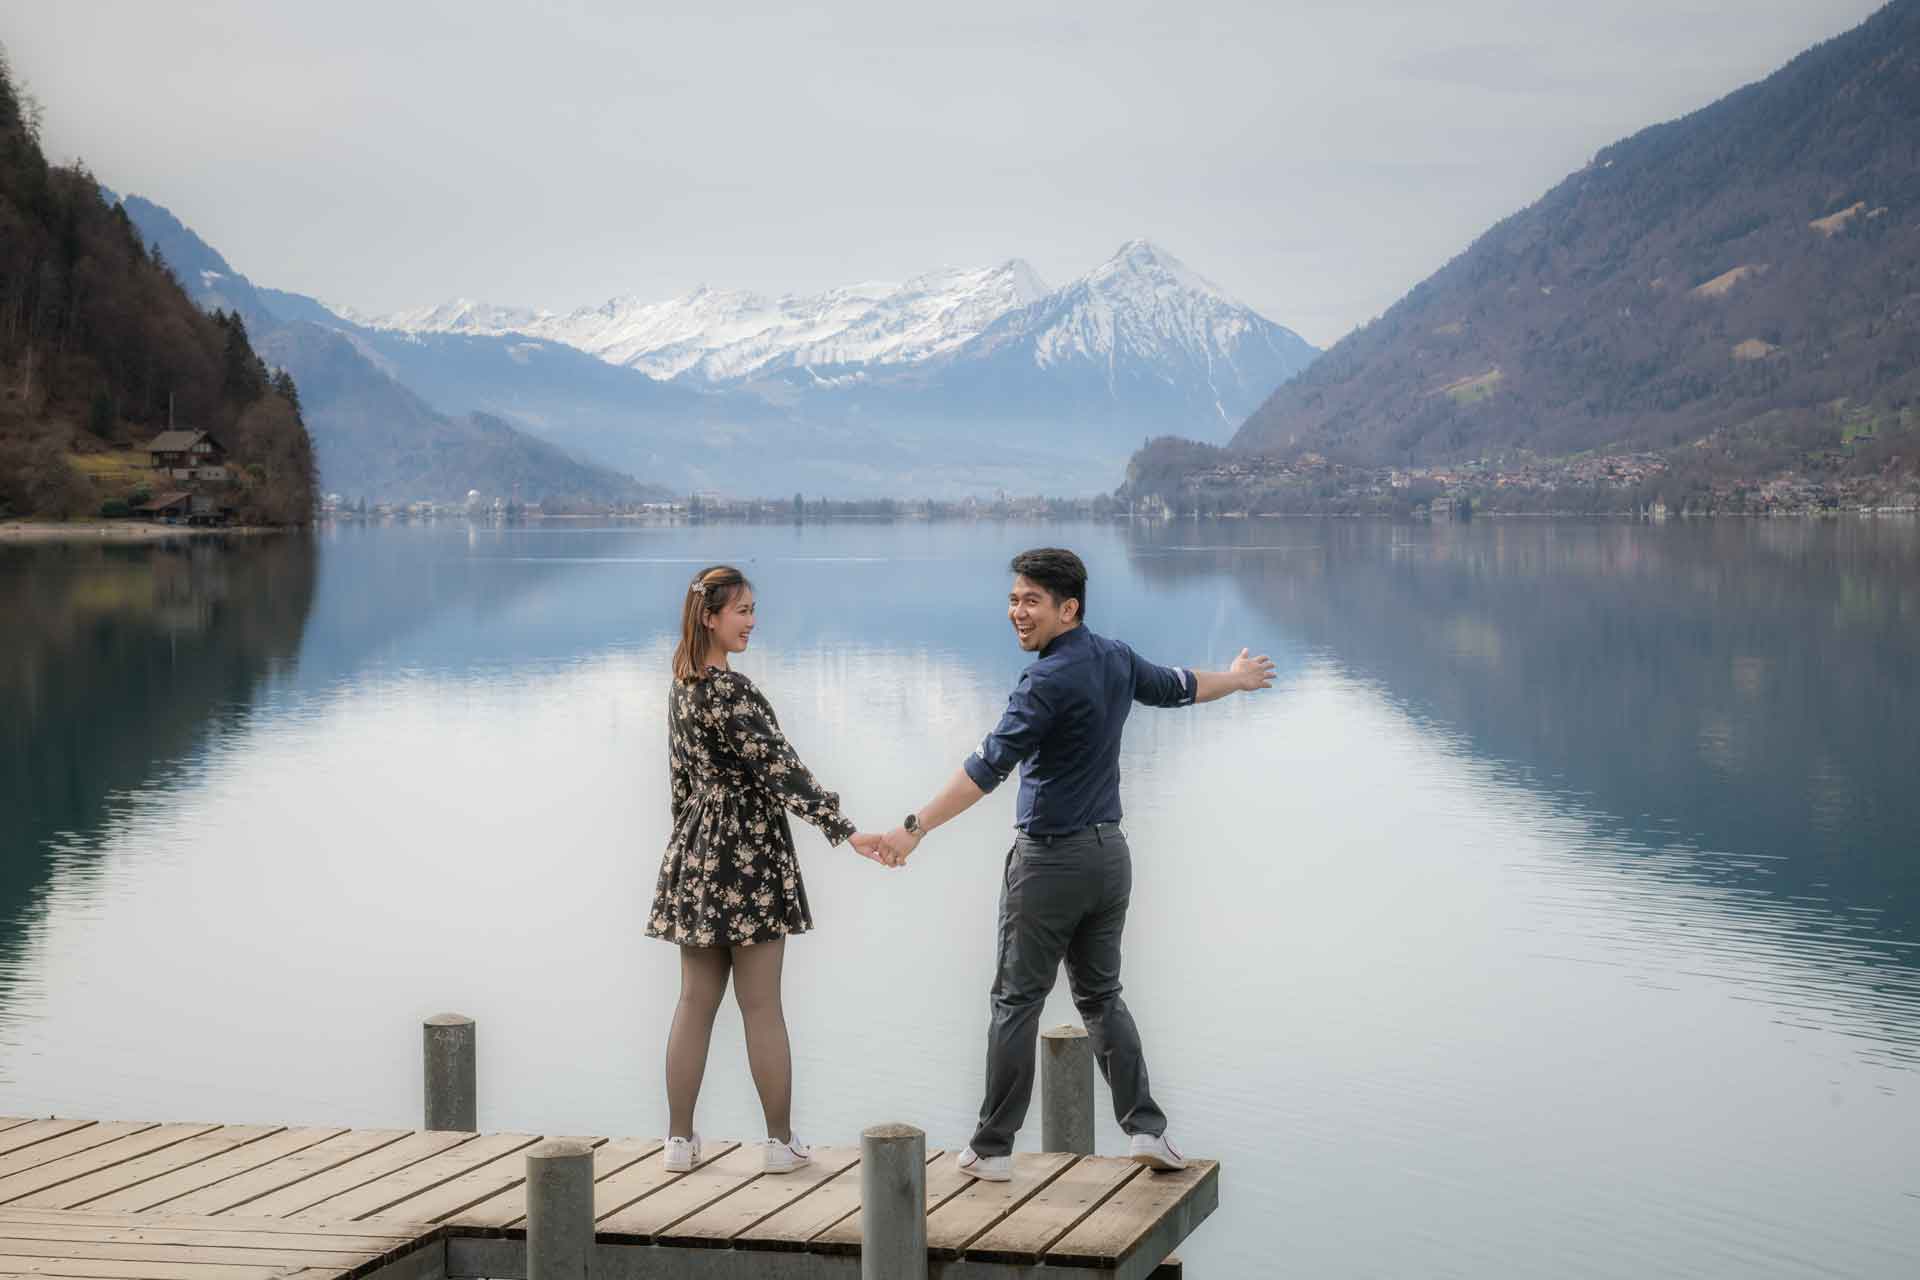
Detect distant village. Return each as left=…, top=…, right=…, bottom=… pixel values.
left=102, top=431, right=1920, bottom=530
left=1151, top=449, right=1920, bottom=518
left=316, top=489, right=1136, bottom=524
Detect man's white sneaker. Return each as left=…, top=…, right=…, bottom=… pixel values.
left=1128, top=1132, right=1186, bottom=1172
left=662, top=1133, right=702, bottom=1173
left=956, top=1147, right=1012, bottom=1183
left=763, top=1136, right=814, bottom=1174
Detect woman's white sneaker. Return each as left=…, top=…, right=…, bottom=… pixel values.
left=763, top=1136, right=814, bottom=1174
left=956, top=1147, right=1012, bottom=1182
left=663, top=1133, right=702, bottom=1173
left=1128, top=1132, right=1186, bottom=1171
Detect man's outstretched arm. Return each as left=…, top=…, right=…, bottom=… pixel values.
left=1134, top=646, right=1276, bottom=706
left=1190, top=648, right=1277, bottom=702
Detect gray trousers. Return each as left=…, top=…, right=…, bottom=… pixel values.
left=969, top=823, right=1167, bottom=1157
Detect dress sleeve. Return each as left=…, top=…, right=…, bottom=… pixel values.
left=668, top=698, right=690, bottom=826
left=715, top=674, right=857, bottom=846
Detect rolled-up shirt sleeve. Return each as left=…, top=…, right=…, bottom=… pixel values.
left=1127, top=645, right=1197, bottom=708
left=963, top=675, right=1056, bottom=793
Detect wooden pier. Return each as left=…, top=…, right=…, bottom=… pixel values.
left=0, top=1024, right=1217, bottom=1278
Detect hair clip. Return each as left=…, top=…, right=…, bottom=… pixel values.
left=690, top=580, right=710, bottom=596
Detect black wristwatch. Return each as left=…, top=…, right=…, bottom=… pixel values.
left=903, top=813, right=921, bottom=835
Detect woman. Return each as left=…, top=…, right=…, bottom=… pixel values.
left=646, top=564, right=881, bottom=1174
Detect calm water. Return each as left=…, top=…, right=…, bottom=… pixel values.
left=2, top=518, right=1917, bottom=1277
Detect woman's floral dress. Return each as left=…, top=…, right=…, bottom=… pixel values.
left=646, top=667, right=857, bottom=947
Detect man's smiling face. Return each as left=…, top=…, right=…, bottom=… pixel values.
left=1008, top=573, right=1078, bottom=652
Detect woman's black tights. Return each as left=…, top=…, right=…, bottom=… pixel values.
left=665, top=939, right=792, bottom=1143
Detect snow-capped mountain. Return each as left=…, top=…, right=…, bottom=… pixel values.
left=943, top=240, right=1318, bottom=430
left=339, top=298, right=556, bottom=335
left=343, top=241, right=1317, bottom=447
left=352, top=260, right=1050, bottom=383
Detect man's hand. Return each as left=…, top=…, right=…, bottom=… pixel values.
left=877, top=825, right=923, bottom=868
left=1231, top=647, right=1276, bottom=692
left=848, top=832, right=889, bottom=864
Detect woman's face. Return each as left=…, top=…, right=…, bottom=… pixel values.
left=704, top=587, right=756, bottom=654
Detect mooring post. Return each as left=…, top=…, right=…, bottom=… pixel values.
left=860, top=1123, right=927, bottom=1280
left=422, top=1013, right=476, bottom=1132
left=1041, top=1024, right=1095, bottom=1155
left=526, top=1139, right=594, bottom=1280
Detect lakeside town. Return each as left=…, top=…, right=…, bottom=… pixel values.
left=1147, top=447, right=1920, bottom=518
left=16, top=425, right=1918, bottom=537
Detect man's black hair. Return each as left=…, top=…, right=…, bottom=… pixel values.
left=1009, top=547, right=1087, bottom=622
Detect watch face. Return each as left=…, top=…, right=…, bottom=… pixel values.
left=904, top=814, right=919, bottom=833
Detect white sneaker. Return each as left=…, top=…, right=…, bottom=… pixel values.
left=956, top=1147, right=1011, bottom=1183
left=662, top=1133, right=701, bottom=1173
left=763, top=1135, right=813, bottom=1174
left=1128, top=1132, right=1186, bottom=1171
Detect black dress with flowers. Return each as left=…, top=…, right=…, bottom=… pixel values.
left=646, top=667, right=857, bottom=947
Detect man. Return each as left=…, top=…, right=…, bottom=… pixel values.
left=879, top=547, right=1275, bottom=1181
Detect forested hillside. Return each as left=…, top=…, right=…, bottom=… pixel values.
left=0, top=46, right=314, bottom=522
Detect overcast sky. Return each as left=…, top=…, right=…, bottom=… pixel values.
left=6, top=0, right=1888, bottom=347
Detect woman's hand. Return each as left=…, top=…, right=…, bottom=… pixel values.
left=848, top=832, right=891, bottom=865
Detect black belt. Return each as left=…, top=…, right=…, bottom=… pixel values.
left=1020, top=821, right=1123, bottom=846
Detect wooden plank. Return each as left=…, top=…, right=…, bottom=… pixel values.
left=0, top=1128, right=151, bottom=1183
left=0, top=1208, right=423, bottom=1243
left=0, top=1237, right=384, bottom=1269
left=594, top=1144, right=763, bottom=1241
left=0, top=1127, right=218, bottom=1208
left=161, top=1131, right=412, bottom=1217
left=356, top=1136, right=602, bottom=1225
left=963, top=1155, right=1142, bottom=1264
left=1048, top=1163, right=1219, bottom=1280
left=807, top=1148, right=975, bottom=1255
left=286, top=1134, right=541, bottom=1223
left=78, top=1129, right=347, bottom=1214
left=734, top=1156, right=868, bottom=1251
left=10, top=1128, right=283, bottom=1210
left=588, top=1141, right=737, bottom=1226
left=0, top=1256, right=288, bottom=1278
left=448, top=1137, right=660, bottom=1231
left=0, top=1219, right=419, bottom=1255
left=215, top=1132, right=475, bottom=1220
left=658, top=1145, right=860, bottom=1247
left=923, top=1151, right=1077, bottom=1258
left=0, top=1127, right=98, bottom=1164
left=0, top=1126, right=32, bottom=1139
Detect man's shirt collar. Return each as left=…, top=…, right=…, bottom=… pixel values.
left=1040, top=623, right=1088, bottom=660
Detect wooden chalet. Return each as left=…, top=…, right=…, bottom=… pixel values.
left=145, top=430, right=229, bottom=482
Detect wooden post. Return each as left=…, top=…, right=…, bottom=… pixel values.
left=422, top=1014, right=476, bottom=1132
left=1151, top=1255, right=1185, bottom=1277
left=860, top=1123, right=926, bottom=1280
left=1041, top=1024, right=1094, bottom=1155
left=526, top=1140, right=594, bottom=1280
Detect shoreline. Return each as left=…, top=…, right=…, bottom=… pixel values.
left=0, top=520, right=285, bottom=543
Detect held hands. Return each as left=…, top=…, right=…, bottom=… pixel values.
left=849, top=829, right=918, bottom=868
left=876, top=825, right=922, bottom=868
left=1231, top=647, right=1277, bottom=692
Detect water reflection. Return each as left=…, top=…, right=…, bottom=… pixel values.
left=1128, top=519, right=1920, bottom=1062
left=0, top=536, right=316, bottom=1024
left=2, top=520, right=1917, bottom=1278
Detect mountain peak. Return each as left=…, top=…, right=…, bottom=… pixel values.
left=1086, top=239, right=1230, bottom=301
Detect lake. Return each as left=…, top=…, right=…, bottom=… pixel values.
left=2, top=517, right=1917, bottom=1277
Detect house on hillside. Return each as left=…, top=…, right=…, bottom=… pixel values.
left=134, top=492, right=191, bottom=521
left=145, top=430, right=228, bottom=482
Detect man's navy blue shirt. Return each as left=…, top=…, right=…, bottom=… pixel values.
left=962, top=625, right=1197, bottom=836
